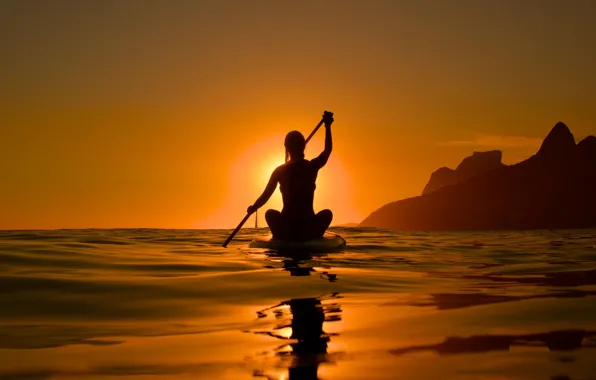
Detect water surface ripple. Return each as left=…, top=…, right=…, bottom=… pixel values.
left=1, top=227, right=595, bottom=379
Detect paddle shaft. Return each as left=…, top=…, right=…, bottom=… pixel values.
left=305, top=119, right=325, bottom=145
left=222, top=117, right=326, bottom=248
left=222, top=211, right=253, bottom=248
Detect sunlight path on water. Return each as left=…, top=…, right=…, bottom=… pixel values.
left=1, top=227, right=596, bottom=379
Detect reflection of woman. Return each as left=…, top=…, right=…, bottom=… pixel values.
left=287, top=298, right=329, bottom=380
left=269, top=251, right=337, bottom=281
left=254, top=295, right=341, bottom=380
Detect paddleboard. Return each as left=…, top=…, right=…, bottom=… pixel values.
left=249, top=232, right=346, bottom=252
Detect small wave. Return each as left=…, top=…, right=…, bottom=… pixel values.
left=78, top=238, right=132, bottom=245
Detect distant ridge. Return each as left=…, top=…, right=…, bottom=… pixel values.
left=360, top=122, right=596, bottom=230
left=422, top=150, right=505, bottom=195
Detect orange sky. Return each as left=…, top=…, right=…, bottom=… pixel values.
left=2, top=0, right=596, bottom=229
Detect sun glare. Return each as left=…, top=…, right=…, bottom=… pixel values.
left=259, top=158, right=285, bottom=186
left=196, top=131, right=364, bottom=229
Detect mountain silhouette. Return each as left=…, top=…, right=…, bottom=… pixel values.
left=422, top=150, right=505, bottom=195
left=361, top=122, right=596, bottom=230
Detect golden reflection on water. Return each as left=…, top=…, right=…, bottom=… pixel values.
left=248, top=294, right=342, bottom=380
left=243, top=248, right=596, bottom=380
left=3, top=229, right=596, bottom=379
left=1, top=295, right=596, bottom=379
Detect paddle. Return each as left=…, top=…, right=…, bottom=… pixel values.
left=221, top=113, right=329, bottom=248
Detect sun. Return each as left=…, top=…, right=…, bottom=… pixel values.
left=195, top=131, right=364, bottom=229
left=258, top=156, right=285, bottom=187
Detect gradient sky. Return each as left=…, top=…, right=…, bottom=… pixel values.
left=2, top=0, right=596, bottom=229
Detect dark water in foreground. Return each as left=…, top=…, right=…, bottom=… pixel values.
left=1, top=227, right=596, bottom=380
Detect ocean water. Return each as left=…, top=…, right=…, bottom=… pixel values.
left=1, top=227, right=596, bottom=380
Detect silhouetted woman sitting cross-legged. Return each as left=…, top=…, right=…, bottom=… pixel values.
left=247, top=112, right=334, bottom=242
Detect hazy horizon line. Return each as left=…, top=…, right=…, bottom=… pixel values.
left=0, top=223, right=362, bottom=232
